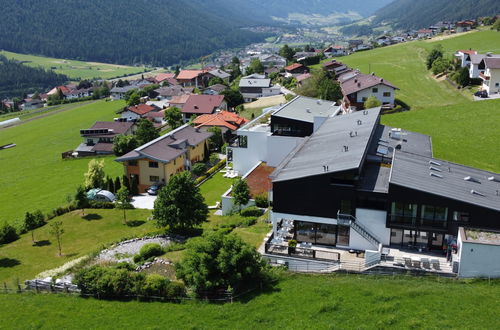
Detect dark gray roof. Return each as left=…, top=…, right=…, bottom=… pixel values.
left=110, top=86, right=136, bottom=93
left=116, top=124, right=212, bottom=163
left=367, top=125, right=433, bottom=159
left=271, top=108, right=381, bottom=182
left=357, top=164, right=391, bottom=193
left=390, top=151, right=500, bottom=212
left=272, top=96, right=340, bottom=124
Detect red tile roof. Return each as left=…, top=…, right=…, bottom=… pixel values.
left=285, top=63, right=304, bottom=71
left=182, top=95, right=225, bottom=115
left=193, top=111, right=248, bottom=131
left=127, top=104, right=157, bottom=115
left=458, top=50, right=477, bottom=55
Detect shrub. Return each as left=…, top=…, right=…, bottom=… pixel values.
left=133, top=243, right=165, bottom=263
left=88, top=201, right=116, bottom=209
left=209, top=153, right=220, bottom=165
left=46, top=204, right=77, bottom=220
left=240, top=217, right=257, bottom=227
left=192, top=163, right=207, bottom=176
left=0, top=222, right=19, bottom=245
left=240, top=206, right=263, bottom=218
left=176, top=231, right=273, bottom=294
left=75, top=265, right=185, bottom=300
left=254, top=194, right=269, bottom=208
left=195, top=175, right=208, bottom=185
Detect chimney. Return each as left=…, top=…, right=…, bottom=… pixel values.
left=354, top=79, right=358, bottom=83
left=357, top=82, right=361, bottom=87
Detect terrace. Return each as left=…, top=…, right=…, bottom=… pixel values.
left=262, top=219, right=456, bottom=275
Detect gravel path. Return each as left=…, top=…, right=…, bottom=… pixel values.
left=96, top=236, right=172, bottom=263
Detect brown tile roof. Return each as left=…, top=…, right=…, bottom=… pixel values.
left=182, top=95, right=225, bottom=115
left=341, top=73, right=399, bottom=96
left=116, top=125, right=212, bottom=163
left=155, top=86, right=193, bottom=97
left=154, top=73, right=175, bottom=83
left=127, top=104, right=158, bottom=115
left=169, top=94, right=190, bottom=106
left=295, top=73, right=311, bottom=82
left=484, top=57, right=500, bottom=69
left=91, top=143, right=114, bottom=153
left=176, top=70, right=204, bottom=80
left=90, top=121, right=134, bottom=135
left=245, top=163, right=275, bottom=198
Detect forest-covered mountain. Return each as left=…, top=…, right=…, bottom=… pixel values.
left=0, top=55, right=69, bottom=99
left=373, top=0, right=500, bottom=29
left=0, top=0, right=393, bottom=67
left=192, top=0, right=393, bottom=20
left=0, top=0, right=266, bottom=67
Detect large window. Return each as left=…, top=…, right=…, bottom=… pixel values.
left=149, top=161, right=159, bottom=168
left=296, top=221, right=315, bottom=243
left=337, top=226, right=350, bottom=246
left=390, top=202, right=417, bottom=225
left=294, top=222, right=345, bottom=247
left=421, top=205, right=448, bottom=229
left=315, top=224, right=337, bottom=246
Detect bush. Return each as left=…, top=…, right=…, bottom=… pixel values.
left=74, top=265, right=186, bottom=300
left=89, top=201, right=116, bottom=209
left=240, top=206, right=263, bottom=217
left=206, top=158, right=226, bottom=175
left=133, top=243, right=165, bottom=263
left=254, top=194, right=269, bottom=208
left=0, top=222, right=19, bottom=245
left=195, top=175, right=208, bottom=185
left=191, top=162, right=207, bottom=176
left=46, top=204, right=77, bottom=220
left=240, top=217, right=257, bottom=227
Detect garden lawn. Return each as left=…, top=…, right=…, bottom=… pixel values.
left=0, top=209, right=155, bottom=285
left=0, top=100, right=126, bottom=224
left=0, top=50, right=145, bottom=80
left=199, top=171, right=234, bottom=206
left=382, top=99, right=500, bottom=173
left=1, top=274, right=499, bottom=329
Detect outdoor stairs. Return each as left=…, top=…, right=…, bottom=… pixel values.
left=337, top=212, right=381, bottom=248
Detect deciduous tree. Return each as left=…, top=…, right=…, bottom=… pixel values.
left=50, top=221, right=64, bottom=256
left=135, top=119, right=159, bottom=145
left=164, top=107, right=183, bottom=129
left=233, top=178, right=250, bottom=212
left=84, top=159, right=105, bottom=190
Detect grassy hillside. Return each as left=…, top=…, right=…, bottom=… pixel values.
left=1, top=274, right=499, bottom=328
left=0, top=51, right=145, bottom=80
left=0, top=100, right=125, bottom=224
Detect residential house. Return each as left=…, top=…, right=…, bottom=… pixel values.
left=479, top=57, right=500, bottom=95
left=267, top=107, right=500, bottom=278
left=293, top=52, right=317, bottom=62
left=375, top=35, right=392, bottom=46
left=324, top=45, right=348, bottom=57
left=469, top=53, right=500, bottom=78
left=323, top=60, right=349, bottom=76
left=76, top=121, right=135, bottom=156
left=455, top=49, right=477, bottom=68
left=155, top=86, right=193, bottom=100
left=340, top=73, right=399, bottom=109
left=153, top=73, right=176, bottom=85
left=208, top=69, right=231, bottom=83
left=285, top=63, right=308, bottom=75
left=456, top=20, right=476, bottom=33
left=48, top=84, right=92, bottom=100
left=176, top=70, right=210, bottom=88
left=239, top=74, right=281, bottom=102
left=181, top=94, right=227, bottom=122
left=120, top=104, right=160, bottom=121
left=259, top=54, right=287, bottom=68
left=169, top=94, right=190, bottom=110
left=295, top=73, right=311, bottom=86
left=110, top=85, right=136, bottom=100
left=21, top=99, right=44, bottom=110
left=115, top=124, right=212, bottom=192
left=193, top=110, right=249, bottom=139
left=417, top=29, right=434, bottom=38
left=264, top=66, right=282, bottom=77
left=203, top=84, right=228, bottom=95
left=230, top=96, right=340, bottom=176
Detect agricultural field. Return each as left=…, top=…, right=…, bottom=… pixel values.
left=0, top=100, right=126, bottom=224
left=0, top=50, right=146, bottom=80
left=1, top=274, right=499, bottom=329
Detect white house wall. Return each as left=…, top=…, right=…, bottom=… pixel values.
left=355, top=208, right=390, bottom=246
left=458, top=237, right=500, bottom=278
left=232, top=130, right=270, bottom=175
left=356, top=84, right=396, bottom=104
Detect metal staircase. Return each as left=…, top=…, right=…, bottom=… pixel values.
left=337, top=211, right=381, bottom=248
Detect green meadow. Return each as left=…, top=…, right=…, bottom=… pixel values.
left=0, top=50, right=146, bottom=80
left=0, top=100, right=126, bottom=224
left=1, top=274, right=499, bottom=329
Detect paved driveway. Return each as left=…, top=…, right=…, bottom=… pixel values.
left=131, top=194, right=156, bottom=210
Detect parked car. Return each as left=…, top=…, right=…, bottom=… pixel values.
left=86, top=189, right=116, bottom=202
left=147, top=183, right=164, bottom=196
left=474, top=90, right=488, bottom=98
